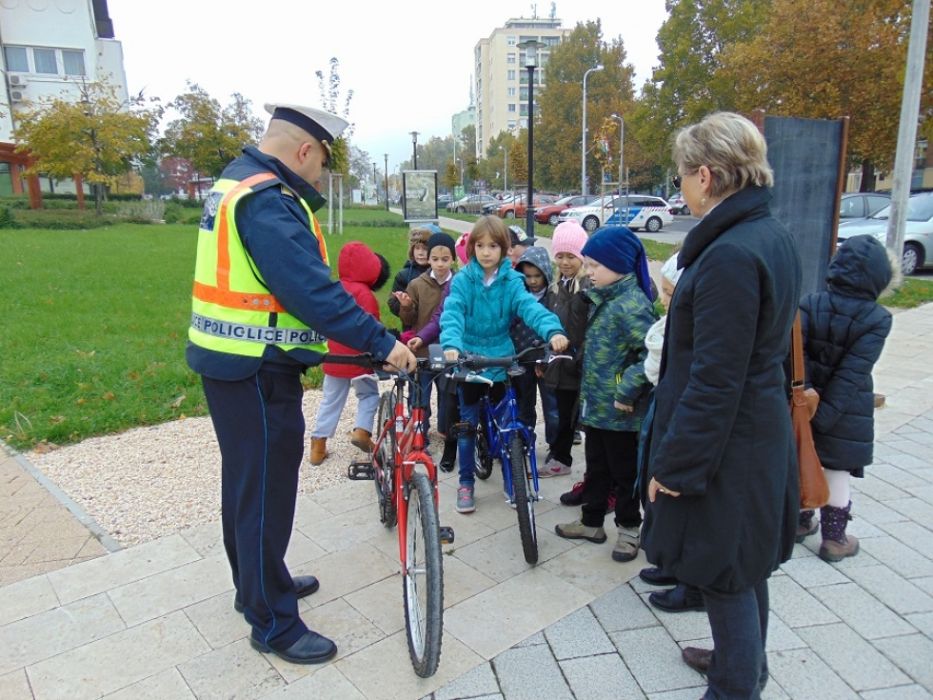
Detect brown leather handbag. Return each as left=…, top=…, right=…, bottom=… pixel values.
left=790, top=312, right=830, bottom=509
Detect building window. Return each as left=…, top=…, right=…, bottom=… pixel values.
left=508, top=103, right=516, bottom=113
left=62, top=50, right=85, bottom=76
left=4, top=46, right=28, bottom=72
left=520, top=87, right=528, bottom=101
left=33, top=48, right=58, bottom=74
left=507, top=69, right=516, bottom=81
left=507, top=36, right=516, bottom=46
left=508, top=120, right=517, bottom=130
left=507, top=87, right=516, bottom=97
left=507, top=53, right=516, bottom=64
left=520, top=104, right=528, bottom=116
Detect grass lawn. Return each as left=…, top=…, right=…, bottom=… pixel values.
left=1, top=210, right=416, bottom=451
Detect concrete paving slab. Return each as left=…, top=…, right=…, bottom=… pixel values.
left=493, top=644, right=573, bottom=700
left=767, top=648, right=859, bottom=699
left=795, top=622, right=910, bottom=691
left=433, top=661, right=499, bottom=700
left=609, top=626, right=704, bottom=694
left=873, top=634, right=933, bottom=692
left=543, top=606, right=614, bottom=660
left=560, top=653, right=646, bottom=700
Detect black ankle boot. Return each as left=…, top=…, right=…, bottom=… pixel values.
left=439, top=437, right=457, bottom=472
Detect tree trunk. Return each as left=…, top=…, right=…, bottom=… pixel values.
left=860, top=161, right=876, bottom=192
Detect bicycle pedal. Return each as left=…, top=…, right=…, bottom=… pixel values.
left=347, top=461, right=375, bottom=480
left=439, top=526, right=455, bottom=545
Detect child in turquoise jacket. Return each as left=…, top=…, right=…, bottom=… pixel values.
left=441, top=216, right=568, bottom=514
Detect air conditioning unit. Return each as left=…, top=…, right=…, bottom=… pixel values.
left=8, top=74, right=27, bottom=87
left=10, top=89, right=25, bottom=102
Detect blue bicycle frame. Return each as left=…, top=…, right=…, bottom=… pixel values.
left=477, top=380, right=540, bottom=505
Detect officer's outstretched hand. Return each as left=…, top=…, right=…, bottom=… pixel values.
left=385, top=340, right=417, bottom=373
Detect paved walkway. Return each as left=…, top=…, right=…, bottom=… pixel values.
left=2, top=285, right=932, bottom=699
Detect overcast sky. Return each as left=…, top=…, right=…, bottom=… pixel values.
left=108, top=0, right=668, bottom=170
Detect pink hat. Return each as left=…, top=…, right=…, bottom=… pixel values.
left=455, top=232, right=470, bottom=264
left=551, top=222, right=588, bottom=259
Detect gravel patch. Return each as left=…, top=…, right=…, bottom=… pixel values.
left=27, top=383, right=413, bottom=547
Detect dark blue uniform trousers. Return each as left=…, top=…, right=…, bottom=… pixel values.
left=202, top=367, right=309, bottom=650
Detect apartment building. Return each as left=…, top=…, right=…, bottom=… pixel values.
left=0, top=0, right=129, bottom=201
left=473, top=16, right=570, bottom=159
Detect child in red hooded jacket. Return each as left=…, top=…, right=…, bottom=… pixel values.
left=308, top=241, right=391, bottom=465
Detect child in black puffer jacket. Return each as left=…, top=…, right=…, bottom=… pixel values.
left=798, top=234, right=898, bottom=562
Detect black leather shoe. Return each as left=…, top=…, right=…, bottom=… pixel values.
left=639, top=566, right=678, bottom=587
left=234, top=575, right=320, bottom=613
left=250, top=630, right=337, bottom=665
left=649, top=583, right=705, bottom=613
left=682, top=646, right=712, bottom=674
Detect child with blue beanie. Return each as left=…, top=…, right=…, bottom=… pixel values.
left=555, top=226, right=658, bottom=564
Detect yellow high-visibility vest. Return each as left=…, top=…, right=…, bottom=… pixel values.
left=189, top=171, right=329, bottom=357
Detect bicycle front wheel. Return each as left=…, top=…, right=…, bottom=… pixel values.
left=509, top=433, right=538, bottom=564
left=403, top=469, right=444, bottom=677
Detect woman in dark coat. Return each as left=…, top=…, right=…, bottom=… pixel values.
left=641, top=112, right=802, bottom=699
left=798, top=234, right=894, bottom=562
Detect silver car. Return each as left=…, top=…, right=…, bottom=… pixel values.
left=837, top=192, right=933, bottom=275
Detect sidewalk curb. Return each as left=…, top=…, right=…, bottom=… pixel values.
left=7, top=445, right=122, bottom=553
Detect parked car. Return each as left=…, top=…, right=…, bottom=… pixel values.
left=482, top=193, right=515, bottom=215
left=535, top=195, right=599, bottom=225
left=667, top=191, right=690, bottom=215
left=497, top=193, right=558, bottom=219
left=840, top=192, right=891, bottom=219
left=451, top=194, right=498, bottom=214
left=558, top=194, right=673, bottom=233
left=837, top=191, right=933, bottom=275
left=437, top=193, right=454, bottom=209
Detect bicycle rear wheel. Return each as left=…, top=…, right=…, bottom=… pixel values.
left=474, top=426, right=494, bottom=480
left=403, top=470, right=444, bottom=677
left=509, top=433, right=538, bottom=564
left=375, top=391, right=397, bottom=528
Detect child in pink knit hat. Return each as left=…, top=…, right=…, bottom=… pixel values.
left=539, top=221, right=591, bottom=478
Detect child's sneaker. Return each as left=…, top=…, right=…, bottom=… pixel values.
left=560, top=480, right=586, bottom=506
left=554, top=520, right=607, bottom=543
left=456, top=486, right=476, bottom=513
left=539, top=457, right=572, bottom=478
left=612, top=525, right=640, bottom=562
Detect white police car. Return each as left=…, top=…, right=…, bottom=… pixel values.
left=558, top=194, right=673, bottom=233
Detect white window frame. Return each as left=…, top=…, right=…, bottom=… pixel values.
left=3, top=45, right=87, bottom=77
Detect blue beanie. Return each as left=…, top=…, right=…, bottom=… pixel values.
left=581, top=226, right=654, bottom=300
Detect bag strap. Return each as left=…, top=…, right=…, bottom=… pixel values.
left=791, top=311, right=804, bottom=388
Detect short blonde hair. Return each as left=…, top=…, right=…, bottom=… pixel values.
left=467, top=215, right=510, bottom=261
left=673, top=112, right=773, bottom=197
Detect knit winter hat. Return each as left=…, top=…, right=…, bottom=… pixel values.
left=581, top=226, right=655, bottom=300
left=408, top=227, right=431, bottom=260
left=551, top=221, right=588, bottom=259
left=426, top=231, right=456, bottom=260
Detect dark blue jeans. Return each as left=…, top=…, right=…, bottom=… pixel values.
left=702, top=579, right=770, bottom=699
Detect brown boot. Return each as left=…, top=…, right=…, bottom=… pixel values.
left=796, top=509, right=818, bottom=543
left=819, top=501, right=860, bottom=562
left=350, top=428, right=374, bottom=452
left=309, top=437, right=328, bottom=466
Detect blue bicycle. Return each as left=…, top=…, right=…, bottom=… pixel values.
left=444, top=345, right=549, bottom=564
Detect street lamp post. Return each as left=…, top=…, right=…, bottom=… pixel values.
left=518, top=39, right=543, bottom=236
left=502, top=145, right=509, bottom=192
left=410, top=131, right=419, bottom=169
left=383, top=154, right=389, bottom=211
left=581, top=64, right=604, bottom=196
left=610, top=113, right=626, bottom=222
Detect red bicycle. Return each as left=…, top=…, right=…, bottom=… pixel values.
left=328, top=353, right=453, bottom=678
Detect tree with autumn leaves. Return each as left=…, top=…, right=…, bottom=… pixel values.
left=13, top=80, right=160, bottom=215
left=634, top=0, right=930, bottom=190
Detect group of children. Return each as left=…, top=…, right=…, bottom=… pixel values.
left=306, top=210, right=896, bottom=570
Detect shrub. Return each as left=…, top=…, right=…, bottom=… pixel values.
left=14, top=209, right=116, bottom=229
left=116, top=199, right=165, bottom=223
left=0, top=206, right=17, bottom=229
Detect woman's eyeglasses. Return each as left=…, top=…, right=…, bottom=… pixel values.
left=671, top=175, right=682, bottom=189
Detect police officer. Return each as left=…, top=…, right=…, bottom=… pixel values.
left=187, top=103, right=416, bottom=665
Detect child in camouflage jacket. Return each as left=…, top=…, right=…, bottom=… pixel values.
left=555, top=226, right=657, bottom=564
